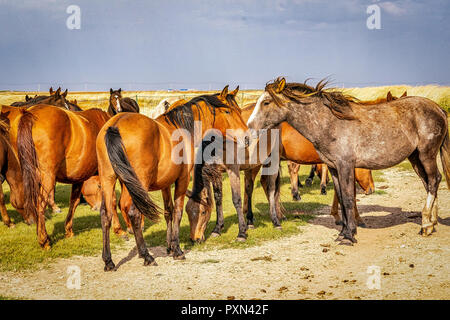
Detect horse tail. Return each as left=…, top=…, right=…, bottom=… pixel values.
left=104, top=126, right=160, bottom=222
left=440, top=127, right=450, bottom=189
left=17, top=110, right=40, bottom=221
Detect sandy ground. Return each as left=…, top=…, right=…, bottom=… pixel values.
left=0, top=167, right=449, bottom=300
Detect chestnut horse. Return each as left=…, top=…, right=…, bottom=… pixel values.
left=15, top=105, right=111, bottom=249
left=96, top=86, right=248, bottom=270
left=0, top=116, right=29, bottom=227
left=247, top=78, right=449, bottom=243
left=108, top=88, right=140, bottom=116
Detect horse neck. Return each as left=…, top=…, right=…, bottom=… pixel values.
left=285, top=99, right=334, bottom=146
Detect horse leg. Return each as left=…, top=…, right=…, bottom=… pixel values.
left=417, top=154, right=441, bottom=236
left=47, top=185, right=61, bottom=214
left=64, top=182, right=82, bottom=238
left=171, top=174, right=189, bottom=259
left=305, top=165, right=316, bottom=187
left=100, top=179, right=117, bottom=271
left=320, top=164, right=328, bottom=195
left=268, top=171, right=282, bottom=229
left=330, top=185, right=341, bottom=225
left=117, top=183, right=133, bottom=235
left=243, top=167, right=258, bottom=228
left=211, top=178, right=224, bottom=236
left=161, top=187, right=174, bottom=254
left=128, top=203, right=156, bottom=266
left=355, top=169, right=375, bottom=195
left=226, top=165, right=247, bottom=241
left=36, top=175, right=53, bottom=249
left=329, top=165, right=357, bottom=244
left=287, top=161, right=301, bottom=201
left=0, top=185, right=13, bottom=227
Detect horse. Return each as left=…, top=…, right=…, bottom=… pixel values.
left=80, top=175, right=102, bottom=211
left=96, top=86, right=248, bottom=270
left=107, top=88, right=140, bottom=116
left=0, top=116, right=30, bottom=227
left=148, top=97, right=181, bottom=119
left=14, top=105, right=112, bottom=249
left=247, top=77, right=449, bottom=244
left=185, top=129, right=281, bottom=243
left=289, top=91, right=406, bottom=198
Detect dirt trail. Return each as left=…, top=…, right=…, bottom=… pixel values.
left=1, top=168, right=449, bottom=300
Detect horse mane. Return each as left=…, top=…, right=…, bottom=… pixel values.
left=0, top=118, right=9, bottom=138
left=266, top=77, right=358, bottom=120
left=163, top=94, right=238, bottom=133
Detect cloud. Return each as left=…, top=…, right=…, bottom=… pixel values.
left=379, top=1, right=408, bottom=16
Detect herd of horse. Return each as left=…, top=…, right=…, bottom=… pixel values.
left=0, top=79, right=448, bottom=271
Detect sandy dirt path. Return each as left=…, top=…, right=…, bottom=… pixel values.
left=0, top=168, right=449, bottom=300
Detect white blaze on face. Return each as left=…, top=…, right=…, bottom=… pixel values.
left=115, top=95, right=121, bottom=112
left=64, top=102, right=69, bottom=110
left=247, top=92, right=268, bottom=127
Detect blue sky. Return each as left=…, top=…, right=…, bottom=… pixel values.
left=0, top=0, right=448, bottom=91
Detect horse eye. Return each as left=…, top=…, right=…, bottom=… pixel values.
left=224, top=110, right=231, bottom=114
left=263, top=101, right=270, bottom=106
left=201, top=210, right=206, bottom=215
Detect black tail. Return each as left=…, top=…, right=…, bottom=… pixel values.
left=104, top=126, right=160, bottom=222
left=17, top=110, right=40, bottom=221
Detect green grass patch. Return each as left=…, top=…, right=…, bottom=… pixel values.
left=0, top=162, right=387, bottom=272
left=394, top=161, right=413, bottom=172
left=200, top=259, right=220, bottom=264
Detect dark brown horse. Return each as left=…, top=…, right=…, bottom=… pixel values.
left=10, top=87, right=82, bottom=111
left=0, top=116, right=30, bottom=227
left=108, top=88, right=140, bottom=116
left=247, top=78, right=449, bottom=243
left=15, top=105, right=111, bottom=249
left=96, top=86, right=248, bottom=270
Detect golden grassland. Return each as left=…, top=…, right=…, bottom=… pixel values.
left=1, top=84, right=449, bottom=113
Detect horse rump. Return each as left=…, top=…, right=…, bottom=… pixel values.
left=104, top=126, right=160, bottom=221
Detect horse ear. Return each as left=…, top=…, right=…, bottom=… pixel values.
left=220, top=85, right=229, bottom=99
left=118, top=88, right=122, bottom=93
left=110, top=88, right=113, bottom=94
left=276, top=78, right=286, bottom=93
left=73, top=99, right=77, bottom=104
left=55, top=87, right=61, bottom=97
left=62, top=89, right=68, bottom=98
left=401, top=91, right=407, bottom=98
left=230, top=85, right=239, bottom=97
left=49, top=87, right=54, bottom=95
left=25, top=95, right=30, bottom=101
left=386, top=91, right=393, bottom=101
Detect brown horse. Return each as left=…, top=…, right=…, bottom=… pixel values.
left=247, top=77, right=449, bottom=243
left=96, top=86, right=248, bottom=270
left=15, top=105, right=111, bottom=249
left=80, top=176, right=102, bottom=211
left=0, top=116, right=30, bottom=227
left=108, top=88, right=140, bottom=116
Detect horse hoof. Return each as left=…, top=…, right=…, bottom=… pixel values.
left=127, top=228, right=134, bottom=235
left=275, top=226, right=282, bottom=230
left=236, top=236, right=247, bottom=242
left=247, top=224, right=255, bottom=229
left=41, top=241, right=51, bottom=251
left=173, top=254, right=186, bottom=260
left=211, top=232, right=221, bottom=238
left=65, top=231, right=74, bottom=238
left=419, top=226, right=434, bottom=237
left=358, top=222, right=367, bottom=228
left=320, top=188, right=327, bottom=195
left=104, top=261, right=116, bottom=272
left=144, top=257, right=157, bottom=266
left=166, top=247, right=173, bottom=254
left=338, top=238, right=355, bottom=246
left=293, top=194, right=301, bottom=201
left=305, top=179, right=313, bottom=187
left=7, top=223, right=15, bottom=229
